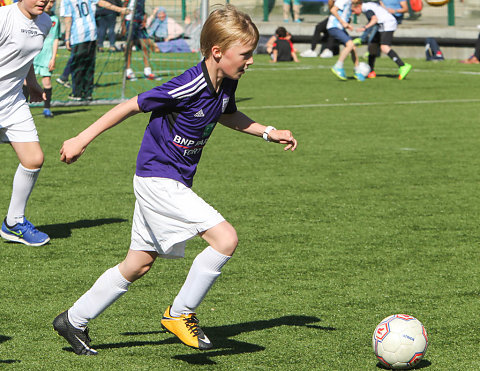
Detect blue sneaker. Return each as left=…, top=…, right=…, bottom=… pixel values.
left=354, top=72, right=366, bottom=82
left=331, top=66, right=347, bottom=80
left=43, top=108, right=53, bottom=118
left=1, top=218, right=50, bottom=246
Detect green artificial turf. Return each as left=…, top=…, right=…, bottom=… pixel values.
left=1, top=55, right=479, bottom=369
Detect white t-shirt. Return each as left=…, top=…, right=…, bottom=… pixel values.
left=0, top=4, right=51, bottom=124
left=362, top=2, right=397, bottom=32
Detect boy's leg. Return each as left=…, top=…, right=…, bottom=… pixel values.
left=162, top=221, right=236, bottom=350
left=7, top=142, right=44, bottom=226
left=53, top=250, right=157, bottom=355
left=2, top=141, right=49, bottom=246
left=42, top=76, right=53, bottom=116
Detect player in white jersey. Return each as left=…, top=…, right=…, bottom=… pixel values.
left=352, top=0, right=412, bottom=80
left=0, top=0, right=52, bottom=246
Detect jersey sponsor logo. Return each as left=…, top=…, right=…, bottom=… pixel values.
left=20, top=29, right=40, bottom=36
left=194, top=109, right=204, bottom=118
left=173, top=135, right=210, bottom=156
left=202, top=123, right=215, bottom=138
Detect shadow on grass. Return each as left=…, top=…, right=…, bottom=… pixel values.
left=60, top=315, right=331, bottom=365
left=36, top=218, right=128, bottom=239
left=34, top=108, right=89, bottom=117
left=376, top=359, right=431, bottom=369
left=0, top=335, right=21, bottom=364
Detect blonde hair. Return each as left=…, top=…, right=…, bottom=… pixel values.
left=200, top=5, right=259, bottom=58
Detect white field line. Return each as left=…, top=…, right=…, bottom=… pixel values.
left=238, top=98, right=480, bottom=110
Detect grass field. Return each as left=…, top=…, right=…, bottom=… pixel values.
left=1, top=55, right=480, bottom=370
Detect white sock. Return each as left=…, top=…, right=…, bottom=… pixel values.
left=126, top=68, right=134, bottom=76
left=144, top=67, right=152, bottom=76
left=170, top=246, right=231, bottom=317
left=6, top=164, right=40, bottom=226
left=68, top=265, right=131, bottom=329
left=335, top=61, right=344, bottom=68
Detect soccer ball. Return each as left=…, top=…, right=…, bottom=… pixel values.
left=357, top=62, right=371, bottom=77
left=372, top=314, right=428, bottom=369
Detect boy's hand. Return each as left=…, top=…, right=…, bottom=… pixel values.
left=60, top=137, right=87, bottom=164
left=269, top=129, right=298, bottom=151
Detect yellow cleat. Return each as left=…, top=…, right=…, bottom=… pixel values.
left=161, top=306, right=213, bottom=350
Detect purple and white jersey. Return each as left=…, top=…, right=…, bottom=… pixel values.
left=136, top=60, right=238, bottom=188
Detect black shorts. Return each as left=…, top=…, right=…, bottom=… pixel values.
left=378, top=31, right=394, bottom=46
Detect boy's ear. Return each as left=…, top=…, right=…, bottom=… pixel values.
left=212, top=45, right=222, bottom=59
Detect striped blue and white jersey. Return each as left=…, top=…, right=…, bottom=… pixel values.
left=327, top=0, right=352, bottom=30
left=61, top=0, right=98, bottom=45
left=136, top=60, right=238, bottom=188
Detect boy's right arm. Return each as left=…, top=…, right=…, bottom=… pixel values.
left=60, top=96, right=142, bottom=164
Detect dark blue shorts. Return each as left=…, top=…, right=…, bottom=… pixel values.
left=327, top=28, right=351, bottom=45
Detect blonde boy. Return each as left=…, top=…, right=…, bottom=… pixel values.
left=53, top=5, right=297, bottom=355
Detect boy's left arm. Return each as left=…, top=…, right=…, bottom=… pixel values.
left=219, top=111, right=297, bottom=151
left=25, top=65, right=45, bottom=102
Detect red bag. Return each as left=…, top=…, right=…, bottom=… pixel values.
left=409, top=0, right=423, bottom=12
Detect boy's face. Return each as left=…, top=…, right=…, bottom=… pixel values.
left=352, top=4, right=362, bottom=15
left=45, top=0, right=55, bottom=13
left=18, top=0, right=49, bottom=19
left=217, top=41, right=256, bottom=80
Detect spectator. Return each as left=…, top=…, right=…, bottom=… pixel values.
left=146, top=7, right=183, bottom=42
left=96, top=0, right=121, bottom=52
left=283, top=0, right=301, bottom=23
left=33, top=0, right=60, bottom=117
left=62, top=0, right=128, bottom=100
left=380, top=0, right=408, bottom=24
left=459, top=33, right=480, bottom=64
left=271, top=26, right=299, bottom=62
left=183, top=9, right=202, bottom=53
left=300, top=17, right=340, bottom=58
left=124, top=0, right=155, bottom=80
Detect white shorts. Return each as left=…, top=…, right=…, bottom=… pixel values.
left=0, top=103, right=38, bottom=143
left=130, top=175, right=225, bottom=258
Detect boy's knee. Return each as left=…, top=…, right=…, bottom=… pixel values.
left=22, top=153, right=44, bottom=169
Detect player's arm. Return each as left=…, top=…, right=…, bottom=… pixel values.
left=219, top=111, right=297, bottom=151
left=25, top=65, right=45, bottom=102
left=49, top=38, right=59, bottom=71
left=330, top=6, right=352, bottom=31
left=64, top=16, right=72, bottom=50
left=60, top=97, right=142, bottom=164
left=357, top=14, right=378, bottom=32
left=98, top=0, right=130, bottom=14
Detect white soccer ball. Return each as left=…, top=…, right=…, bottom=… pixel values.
left=372, top=314, right=428, bottom=369
left=357, top=62, right=371, bottom=77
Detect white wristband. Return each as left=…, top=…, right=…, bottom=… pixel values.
left=263, top=126, right=276, bottom=142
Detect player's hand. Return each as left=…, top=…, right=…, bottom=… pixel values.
left=60, top=137, right=87, bottom=164
left=356, top=27, right=366, bottom=32
left=269, top=129, right=298, bottom=151
left=28, top=83, right=46, bottom=102
left=121, top=7, right=130, bottom=15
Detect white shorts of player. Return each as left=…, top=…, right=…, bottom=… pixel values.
left=0, top=102, right=38, bottom=143
left=130, top=175, right=225, bottom=258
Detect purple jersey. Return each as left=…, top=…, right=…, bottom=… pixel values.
left=136, top=60, right=238, bottom=187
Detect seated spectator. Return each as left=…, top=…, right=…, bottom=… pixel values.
left=300, top=17, right=340, bottom=58
left=183, top=9, right=202, bottom=53
left=459, top=32, right=480, bottom=64
left=147, top=7, right=183, bottom=42
left=270, top=26, right=299, bottom=62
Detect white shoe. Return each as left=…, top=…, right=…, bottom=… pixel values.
left=300, top=49, right=318, bottom=57
left=320, top=49, right=334, bottom=58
